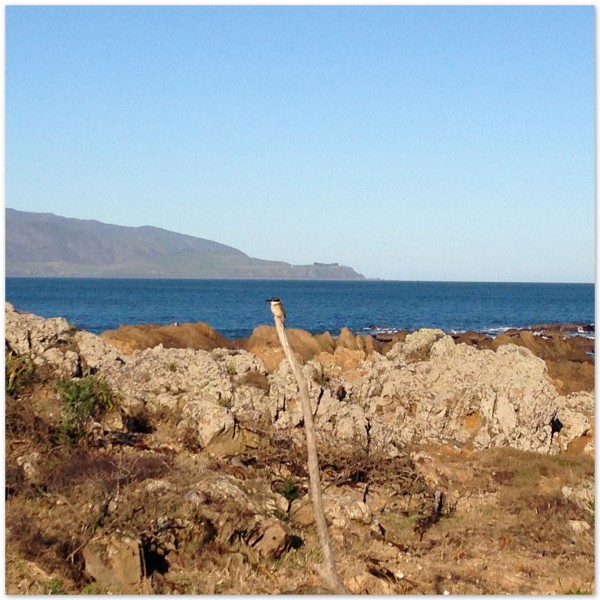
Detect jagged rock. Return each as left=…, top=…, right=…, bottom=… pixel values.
left=267, top=358, right=370, bottom=450
left=5, top=302, right=73, bottom=357
left=211, top=347, right=267, bottom=376
left=336, top=327, right=358, bottom=351
left=553, top=391, right=594, bottom=455
left=314, top=331, right=335, bottom=354
left=491, top=329, right=590, bottom=362
left=16, top=452, right=42, bottom=484
left=291, top=489, right=372, bottom=528
left=568, top=520, right=592, bottom=534
left=106, top=346, right=233, bottom=412
left=454, top=327, right=595, bottom=394
left=386, top=327, right=445, bottom=364
left=267, top=359, right=317, bottom=429
left=74, top=330, right=126, bottom=373
left=356, top=333, right=377, bottom=356
left=316, top=348, right=366, bottom=376
left=40, top=347, right=81, bottom=377
left=5, top=305, right=594, bottom=455
left=353, top=332, right=559, bottom=453
left=178, top=400, right=235, bottom=449
left=562, top=479, right=594, bottom=513
left=82, top=534, right=143, bottom=592
left=347, top=571, right=394, bottom=595
left=245, top=325, right=329, bottom=371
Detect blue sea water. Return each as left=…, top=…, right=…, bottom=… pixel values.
left=4, top=278, right=595, bottom=339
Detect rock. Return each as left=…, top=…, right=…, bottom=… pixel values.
left=387, top=328, right=445, bottom=364
left=553, top=392, right=594, bottom=455
left=267, top=359, right=318, bottom=429
left=5, top=302, right=73, bottom=358
left=314, top=331, right=335, bottom=354
left=454, top=327, right=595, bottom=394
left=106, top=346, right=234, bottom=414
left=253, top=517, right=293, bottom=559
left=82, top=534, right=143, bottom=592
left=322, top=348, right=366, bottom=375
left=39, top=347, right=81, bottom=377
left=211, top=347, right=267, bottom=376
left=491, top=329, right=589, bottom=363
left=353, top=331, right=560, bottom=453
left=6, top=305, right=594, bottom=457
left=545, top=360, right=594, bottom=396
left=347, top=571, right=394, bottom=595
left=100, top=321, right=231, bottom=354
left=336, top=327, right=358, bottom=351
left=245, top=325, right=328, bottom=371
left=291, top=489, right=372, bottom=529
left=356, top=334, right=377, bottom=355
left=74, top=330, right=126, bottom=373
left=16, top=452, right=42, bottom=484
left=178, top=400, right=235, bottom=449
left=561, top=479, right=594, bottom=514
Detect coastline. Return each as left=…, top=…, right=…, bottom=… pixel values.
left=5, top=302, right=595, bottom=594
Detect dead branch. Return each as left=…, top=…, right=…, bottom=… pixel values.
left=270, top=300, right=349, bottom=594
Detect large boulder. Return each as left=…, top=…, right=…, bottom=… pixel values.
left=454, top=328, right=595, bottom=394
left=352, top=332, right=560, bottom=454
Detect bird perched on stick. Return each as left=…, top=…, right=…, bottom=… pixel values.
left=267, top=297, right=286, bottom=324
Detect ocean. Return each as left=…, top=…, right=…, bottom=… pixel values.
left=4, top=278, right=595, bottom=340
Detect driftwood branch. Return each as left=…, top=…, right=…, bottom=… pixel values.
left=270, top=302, right=349, bottom=594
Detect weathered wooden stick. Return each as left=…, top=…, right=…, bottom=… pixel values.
left=269, top=298, right=349, bottom=594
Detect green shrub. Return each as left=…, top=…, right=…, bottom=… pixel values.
left=57, top=375, right=117, bottom=443
left=280, top=476, right=299, bottom=503
left=5, top=351, right=36, bottom=397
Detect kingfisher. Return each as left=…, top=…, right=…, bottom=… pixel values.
left=267, top=297, right=286, bottom=323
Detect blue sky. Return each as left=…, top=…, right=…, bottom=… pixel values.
left=5, top=5, right=595, bottom=282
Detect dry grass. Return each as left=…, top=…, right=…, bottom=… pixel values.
left=5, top=355, right=594, bottom=595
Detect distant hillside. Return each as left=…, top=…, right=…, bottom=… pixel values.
left=6, top=209, right=365, bottom=280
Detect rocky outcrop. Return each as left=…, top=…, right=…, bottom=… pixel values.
left=5, top=302, right=73, bottom=358
left=453, top=327, right=594, bottom=395
left=100, top=322, right=231, bottom=354
left=4, top=303, right=594, bottom=456
left=351, top=331, right=559, bottom=454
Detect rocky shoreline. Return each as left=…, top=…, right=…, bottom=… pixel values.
left=5, top=302, right=595, bottom=594
left=99, top=318, right=595, bottom=396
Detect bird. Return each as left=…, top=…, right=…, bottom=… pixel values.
left=267, top=297, right=286, bottom=323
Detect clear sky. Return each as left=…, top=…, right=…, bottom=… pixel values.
left=5, top=5, right=595, bottom=282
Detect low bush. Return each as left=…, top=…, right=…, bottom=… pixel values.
left=6, top=351, right=37, bottom=397
left=57, top=375, right=117, bottom=443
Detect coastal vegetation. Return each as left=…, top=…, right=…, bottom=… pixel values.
left=4, top=303, right=594, bottom=594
